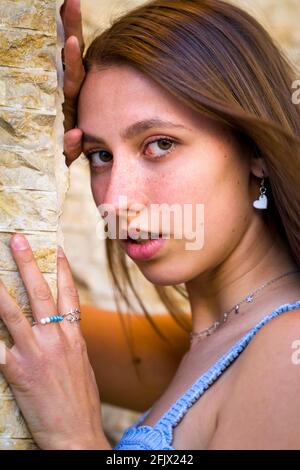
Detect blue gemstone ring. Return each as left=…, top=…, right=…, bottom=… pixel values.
left=32, top=315, right=64, bottom=326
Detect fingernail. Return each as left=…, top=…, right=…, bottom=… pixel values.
left=11, top=234, right=29, bottom=251
left=57, top=246, right=65, bottom=258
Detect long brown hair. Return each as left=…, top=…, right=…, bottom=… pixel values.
left=82, top=0, right=300, bottom=366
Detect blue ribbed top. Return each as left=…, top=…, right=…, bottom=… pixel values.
left=114, top=300, right=300, bottom=450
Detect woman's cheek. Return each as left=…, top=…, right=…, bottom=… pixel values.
left=204, top=181, right=249, bottom=250
left=90, top=175, right=109, bottom=207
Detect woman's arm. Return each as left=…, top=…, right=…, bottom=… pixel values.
left=81, top=305, right=190, bottom=412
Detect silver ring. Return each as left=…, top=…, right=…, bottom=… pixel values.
left=61, top=307, right=81, bottom=323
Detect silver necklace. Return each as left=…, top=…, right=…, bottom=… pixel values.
left=189, top=269, right=300, bottom=343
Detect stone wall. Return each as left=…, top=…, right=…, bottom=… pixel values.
left=0, top=0, right=67, bottom=450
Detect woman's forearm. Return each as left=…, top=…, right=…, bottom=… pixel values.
left=62, top=433, right=112, bottom=450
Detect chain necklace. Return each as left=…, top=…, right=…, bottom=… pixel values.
left=189, top=269, right=300, bottom=343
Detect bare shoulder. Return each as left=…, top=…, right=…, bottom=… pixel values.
left=240, top=306, right=300, bottom=371
left=243, top=306, right=300, bottom=363
left=208, top=308, right=300, bottom=449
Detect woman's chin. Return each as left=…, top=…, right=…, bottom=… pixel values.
left=135, top=261, right=191, bottom=286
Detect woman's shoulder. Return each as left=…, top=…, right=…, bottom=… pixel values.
left=226, top=303, right=300, bottom=393
left=224, top=301, right=300, bottom=382
left=231, top=303, right=300, bottom=390
left=243, top=304, right=300, bottom=367
left=208, top=306, right=300, bottom=449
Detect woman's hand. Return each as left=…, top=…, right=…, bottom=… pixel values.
left=60, top=0, right=85, bottom=167
left=0, top=234, right=111, bottom=450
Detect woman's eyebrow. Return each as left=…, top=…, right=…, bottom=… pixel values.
left=82, top=118, right=190, bottom=144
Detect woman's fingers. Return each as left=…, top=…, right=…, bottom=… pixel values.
left=63, top=35, right=85, bottom=133
left=64, top=128, right=83, bottom=166
left=0, top=346, right=24, bottom=388
left=0, top=279, right=36, bottom=354
left=64, top=35, right=85, bottom=101
left=61, top=0, right=85, bottom=54
left=63, top=35, right=85, bottom=128
left=56, top=247, right=81, bottom=333
left=60, top=2, right=86, bottom=161
left=9, top=235, right=57, bottom=330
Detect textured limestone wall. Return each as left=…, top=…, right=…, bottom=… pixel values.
left=0, top=0, right=67, bottom=450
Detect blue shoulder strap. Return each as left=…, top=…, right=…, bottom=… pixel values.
left=133, top=300, right=300, bottom=442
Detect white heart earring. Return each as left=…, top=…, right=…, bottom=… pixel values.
left=253, top=171, right=268, bottom=210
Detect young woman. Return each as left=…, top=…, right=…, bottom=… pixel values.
left=0, top=0, right=300, bottom=450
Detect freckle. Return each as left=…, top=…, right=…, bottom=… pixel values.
left=224, top=154, right=228, bottom=158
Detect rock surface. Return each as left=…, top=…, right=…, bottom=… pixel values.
left=0, top=0, right=67, bottom=450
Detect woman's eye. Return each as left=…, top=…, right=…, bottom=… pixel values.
left=145, top=138, right=177, bottom=158
left=85, top=138, right=176, bottom=167
left=86, top=150, right=113, bottom=167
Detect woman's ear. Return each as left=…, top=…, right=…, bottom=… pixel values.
left=250, top=155, right=268, bottom=179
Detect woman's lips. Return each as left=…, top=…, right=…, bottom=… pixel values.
left=121, top=234, right=166, bottom=260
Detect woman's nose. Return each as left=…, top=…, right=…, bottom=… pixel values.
left=100, top=164, right=149, bottom=220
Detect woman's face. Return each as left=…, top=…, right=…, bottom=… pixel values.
left=78, top=64, right=259, bottom=286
